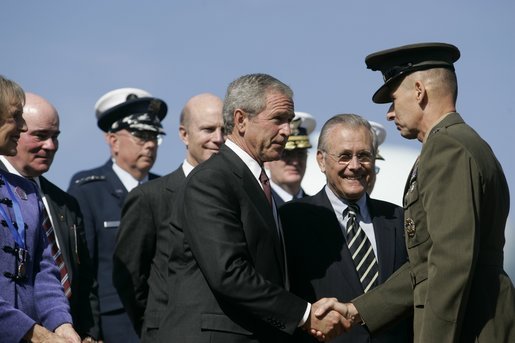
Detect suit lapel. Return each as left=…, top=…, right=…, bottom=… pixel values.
left=367, top=197, right=396, bottom=283
left=312, top=190, right=365, bottom=294
left=39, top=177, right=74, bottom=281
left=222, top=146, right=287, bottom=285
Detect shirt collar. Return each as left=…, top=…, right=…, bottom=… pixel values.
left=225, top=139, right=262, bottom=183
left=270, top=180, right=303, bottom=202
left=112, top=161, right=148, bottom=192
left=324, top=185, right=369, bottom=221
left=182, top=159, right=195, bottom=177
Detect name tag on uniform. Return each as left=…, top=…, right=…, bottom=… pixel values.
left=103, top=221, right=120, bottom=228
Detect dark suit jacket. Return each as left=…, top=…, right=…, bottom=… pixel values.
left=157, top=144, right=308, bottom=343
left=0, top=161, right=100, bottom=339
left=113, top=166, right=185, bottom=339
left=353, top=113, right=515, bottom=342
left=40, top=176, right=101, bottom=339
left=280, top=189, right=412, bottom=343
left=67, top=160, right=158, bottom=336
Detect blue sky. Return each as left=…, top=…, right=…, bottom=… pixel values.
left=3, top=1, right=514, bottom=277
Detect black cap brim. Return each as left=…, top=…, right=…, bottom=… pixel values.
left=366, top=42, right=460, bottom=104
left=97, top=97, right=167, bottom=132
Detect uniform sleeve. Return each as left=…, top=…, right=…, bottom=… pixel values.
left=416, top=134, right=479, bottom=338
left=113, top=186, right=154, bottom=335
left=352, top=262, right=413, bottom=330
left=182, top=168, right=307, bottom=334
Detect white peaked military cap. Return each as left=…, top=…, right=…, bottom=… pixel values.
left=95, top=87, right=152, bottom=118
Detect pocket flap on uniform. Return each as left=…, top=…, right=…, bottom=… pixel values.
left=200, top=313, right=252, bottom=335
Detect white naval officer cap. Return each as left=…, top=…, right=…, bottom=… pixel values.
left=368, top=120, right=386, bottom=160
left=94, top=87, right=152, bottom=119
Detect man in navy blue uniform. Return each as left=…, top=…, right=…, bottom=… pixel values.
left=68, top=87, right=167, bottom=343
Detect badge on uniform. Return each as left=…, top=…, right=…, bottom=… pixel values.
left=17, top=247, right=28, bottom=279
left=15, top=186, right=28, bottom=201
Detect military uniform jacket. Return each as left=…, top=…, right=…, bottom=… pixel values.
left=157, top=145, right=308, bottom=343
left=67, top=160, right=159, bottom=315
left=353, top=113, right=515, bottom=342
left=113, top=166, right=185, bottom=337
left=280, top=189, right=411, bottom=343
left=0, top=170, right=72, bottom=342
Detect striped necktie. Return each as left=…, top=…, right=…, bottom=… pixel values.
left=345, top=203, right=379, bottom=293
left=30, top=178, right=72, bottom=299
left=42, top=210, right=71, bottom=298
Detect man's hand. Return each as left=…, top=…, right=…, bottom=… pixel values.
left=313, top=298, right=361, bottom=324
left=302, top=298, right=352, bottom=342
left=308, top=298, right=361, bottom=340
left=54, top=323, right=81, bottom=343
left=24, top=324, right=75, bottom=343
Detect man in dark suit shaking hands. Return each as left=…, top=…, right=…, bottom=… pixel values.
left=280, top=114, right=411, bottom=343
left=157, top=73, right=349, bottom=343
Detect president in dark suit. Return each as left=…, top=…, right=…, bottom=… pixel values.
left=68, top=88, right=166, bottom=343
left=113, top=93, right=224, bottom=341
left=0, top=92, right=100, bottom=341
left=157, top=73, right=349, bottom=343
left=280, top=114, right=411, bottom=343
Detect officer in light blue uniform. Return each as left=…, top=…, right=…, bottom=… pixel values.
left=68, top=88, right=167, bottom=343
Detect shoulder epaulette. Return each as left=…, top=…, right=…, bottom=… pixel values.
left=74, top=175, right=106, bottom=185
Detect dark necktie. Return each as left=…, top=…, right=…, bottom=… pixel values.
left=345, top=203, right=379, bottom=293
left=30, top=179, right=72, bottom=299
left=259, top=169, right=272, bottom=207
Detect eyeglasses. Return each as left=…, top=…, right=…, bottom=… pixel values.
left=117, top=130, right=163, bottom=146
left=323, top=151, right=374, bottom=166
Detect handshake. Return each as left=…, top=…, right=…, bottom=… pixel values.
left=302, top=298, right=361, bottom=342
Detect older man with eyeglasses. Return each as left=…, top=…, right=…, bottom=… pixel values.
left=279, top=114, right=412, bottom=343
left=68, top=88, right=167, bottom=343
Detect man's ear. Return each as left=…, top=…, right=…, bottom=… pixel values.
left=234, top=109, right=247, bottom=134
left=316, top=150, right=326, bottom=173
left=415, top=80, right=427, bottom=104
left=106, top=132, right=119, bottom=154
left=179, top=125, right=188, bottom=146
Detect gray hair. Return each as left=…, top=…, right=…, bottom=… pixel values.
left=223, top=73, right=293, bottom=133
left=318, top=113, right=378, bottom=156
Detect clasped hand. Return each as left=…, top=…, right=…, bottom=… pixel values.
left=303, top=298, right=361, bottom=342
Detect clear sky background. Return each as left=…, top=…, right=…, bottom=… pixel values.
left=3, top=1, right=514, bottom=278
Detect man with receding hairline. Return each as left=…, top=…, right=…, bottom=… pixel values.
left=113, top=92, right=224, bottom=342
